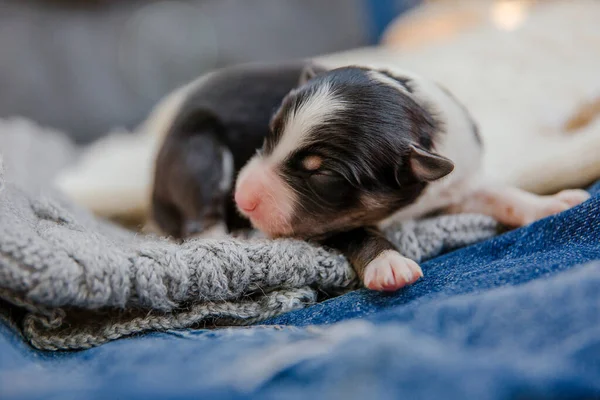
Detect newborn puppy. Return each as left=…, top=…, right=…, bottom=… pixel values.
left=150, top=63, right=307, bottom=238
left=234, top=63, right=590, bottom=291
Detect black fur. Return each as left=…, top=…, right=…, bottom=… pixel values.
left=152, top=62, right=307, bottom=238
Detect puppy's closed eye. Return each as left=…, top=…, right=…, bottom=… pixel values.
left=307, top=169, right=351, bottom=205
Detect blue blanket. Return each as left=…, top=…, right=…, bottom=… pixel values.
left=2, top=183, right=600, bottom=400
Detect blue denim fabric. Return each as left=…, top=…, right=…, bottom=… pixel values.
left=2, top=182, right=600, bottom=400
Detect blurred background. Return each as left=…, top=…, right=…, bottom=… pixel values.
left=0, top=0, right=420, bottom=144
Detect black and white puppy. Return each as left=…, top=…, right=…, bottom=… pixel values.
left=234, top=63, right=590, bottom=291
left=150, top=62, right=307, bottom=238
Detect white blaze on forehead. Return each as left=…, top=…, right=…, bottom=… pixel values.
left=268, top=82, right=346, bottom=164
left=368, top=70, right=412, bottom=95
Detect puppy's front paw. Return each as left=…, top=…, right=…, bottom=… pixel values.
left=363, top=250, right=423, bottom=292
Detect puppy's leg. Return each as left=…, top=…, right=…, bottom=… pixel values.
left=324, top=227, right=423, bottom=292
left=449, top=184, right=590, bottom=227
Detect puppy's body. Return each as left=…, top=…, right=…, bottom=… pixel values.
left=235, top=64, right=589, bottom=291
left=150, top=63, right=307, bottom=238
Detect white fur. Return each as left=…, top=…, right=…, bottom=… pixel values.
left=219, top=147, right=234, bottom=192
left=448, top=186, right=590, bottom=227
left=363, top=250, right=423, bottom=291
left=268, top=83, right=346, bottom=164
left=368, top=70, right=411, bottom=95
left=53, top=129, right=155, bottom=219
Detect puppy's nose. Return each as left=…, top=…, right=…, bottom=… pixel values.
left=234, top=189, right=259, bottom=213
left=234, top=172, right=262, bottom=213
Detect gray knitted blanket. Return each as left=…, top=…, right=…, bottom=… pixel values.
left=0, top=118, right=499, bottom=351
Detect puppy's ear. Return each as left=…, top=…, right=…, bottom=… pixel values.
left=406, top=145, right=454, bottom=182
left=299, top=63, right=328, bottom=85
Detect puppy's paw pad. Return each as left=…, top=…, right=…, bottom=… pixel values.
left=363, top=251, right=422, bottom=292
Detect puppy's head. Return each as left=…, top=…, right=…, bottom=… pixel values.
left=151, top=112, right=233, bottom=238
left=234, top=65, right=454, bottom=239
